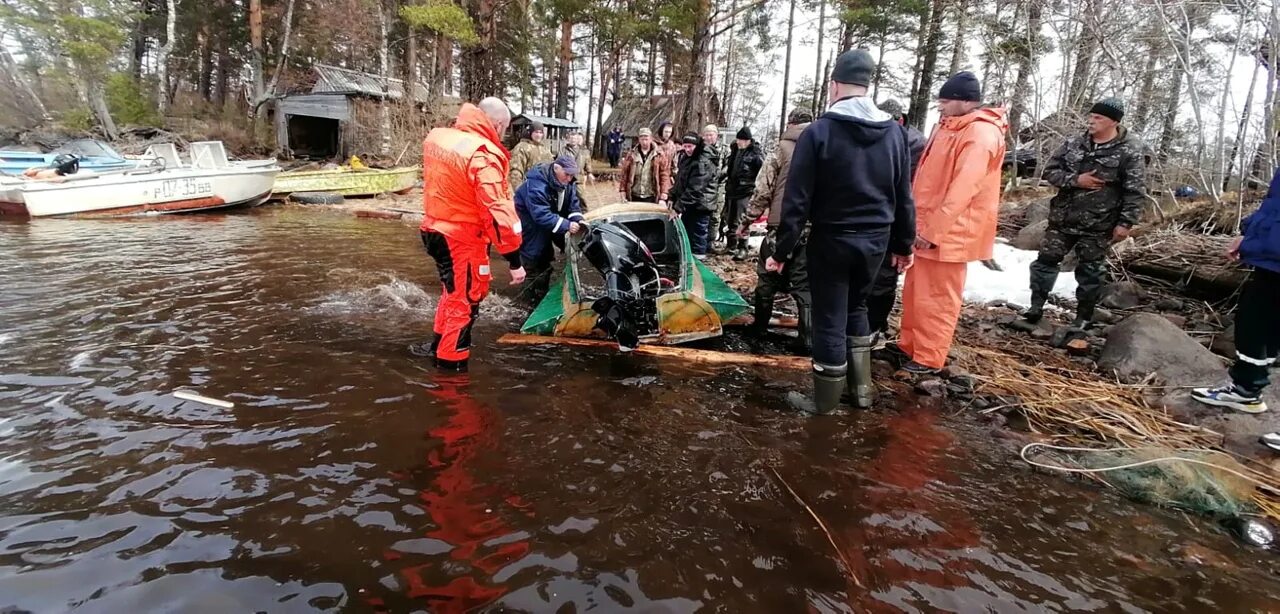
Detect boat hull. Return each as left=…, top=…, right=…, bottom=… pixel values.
left=272, top=167, right=419, bottom=197
left=520, top=202, right=749, bottom=346
left=1, top=167, right=280, bottom=218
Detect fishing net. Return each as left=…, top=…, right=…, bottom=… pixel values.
left=1029, top=445, right=1259, bottom=518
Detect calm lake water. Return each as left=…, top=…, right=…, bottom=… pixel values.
left=0, top=208, right=1275, bottom=612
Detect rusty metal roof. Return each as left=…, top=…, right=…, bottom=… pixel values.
left=512, top=114, right=580, bottom=130
left=311, top=63, right=430, bottom=102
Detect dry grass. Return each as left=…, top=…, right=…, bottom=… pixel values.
left=951, top=326, right=1280, bottom=521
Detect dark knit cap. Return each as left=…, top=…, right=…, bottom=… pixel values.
left=736, top=126, right=752, bottom=140
left=831, top=49, right=875, bottom=87
left=681, top=132, right=700, bottom=145
left=787, top=109, right=813, bottom=125
left=553, top=154, right=578, bottom=176
left=1090, top=97, right=1125, bottom=122
left=938, top=71, right=982, bottom=102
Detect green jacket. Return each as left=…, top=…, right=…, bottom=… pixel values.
left=509, top=139, right=554, bottom=189
left=1042, top=127, right=1147, bottom=234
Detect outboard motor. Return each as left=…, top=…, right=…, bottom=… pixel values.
left=578, top=221, right=661, bottom=351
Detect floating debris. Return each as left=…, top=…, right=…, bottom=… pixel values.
left=173, top=390, right=235, bottom=409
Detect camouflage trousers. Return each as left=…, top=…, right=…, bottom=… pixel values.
left=1029, top=227, right=1110, bottom=320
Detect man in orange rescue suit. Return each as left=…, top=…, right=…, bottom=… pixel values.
left=411, top=97, right=526, bottom=371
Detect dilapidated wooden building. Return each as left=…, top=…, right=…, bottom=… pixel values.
left=274, top=64, right=459, bottom=162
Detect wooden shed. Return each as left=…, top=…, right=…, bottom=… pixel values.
left=507, top=114, right=581, bottom=152
left=274, top=64, right=459, bottom=162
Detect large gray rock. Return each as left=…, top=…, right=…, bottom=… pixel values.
left=1013, top=219, right=1048, bottom=251
left=1024, top=198, right=1051, bottom=227
left=1099, top=313, right=1224, bottom=384
left=1100, top=281, right=1146, bottom=309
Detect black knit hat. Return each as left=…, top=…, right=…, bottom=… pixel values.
left=938, top=71, right=982, bottom=102
left=736, top=126, right=752, bottom=140
left=1090, top=97, right=1125, bottom=122
left=831, top=49, right=875, bottom=87
left=787, top=109, right=813, bottom=125
left=681, top=132, right=699, bottom=145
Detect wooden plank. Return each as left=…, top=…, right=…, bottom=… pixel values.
left=497, top=333, right=811, bottom=370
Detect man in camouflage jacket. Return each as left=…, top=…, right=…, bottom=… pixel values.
left=1024, top=97, right=1147, bottom=328
left=508, top=122, right=555, bottom=188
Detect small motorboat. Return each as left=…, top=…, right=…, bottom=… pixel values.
left=0, top=139, right=140, bottom=175
left=272, top=165, right=419, bottom=197
left=521, top=202, right=749, bottom=348
left=0, top=142, right=280, bottom=218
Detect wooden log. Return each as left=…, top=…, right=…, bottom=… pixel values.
left=1124, top=261, right=1248, bottom=297
left=1065, top=339, right=1090, bottom=356
left=496, top=333, right=811, bottom=370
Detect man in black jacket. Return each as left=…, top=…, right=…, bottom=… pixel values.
left=669, top=132, right=719, bottom=257
left=866, top=98, right=927, bottom=338
left=768, top=48, right=916, bottom=414
left=723, top=127, right=765, bottom=260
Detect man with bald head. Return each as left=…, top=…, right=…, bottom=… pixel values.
left=413, top=97, right=526, bottom=371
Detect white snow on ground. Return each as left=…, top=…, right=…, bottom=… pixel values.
left=963, top=241, right=1077, bottom=308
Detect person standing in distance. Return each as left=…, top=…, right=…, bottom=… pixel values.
left=413, top=98, right=526, bottom=371
left=768, top=49, right=916, bottom=413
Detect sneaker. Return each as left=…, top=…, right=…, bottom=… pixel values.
left=902, top=360, right=940, bottom=375
left=1261, top=432, right=1280, bottom=452
left=1191, top=384, right=1267, bottom=414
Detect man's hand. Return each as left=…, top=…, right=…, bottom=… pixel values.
left=667, top=208, right=679, bottom=221
left=765, top=257, right=784, bottom=273
left=892, top=253, right=914, bottom=272
left=619, top=190, right=628, bottom=201
left=1076, top=171, right=1106, bottom=190
left=508, top=267, right=526, bottom=285
left=569, top=221, right=583, bottom=234
left=913, top=237, right=936, bottom=251
left=1228, top=236, right=1243, bottom=262
left=1111, top=225, right=1132, bottom=242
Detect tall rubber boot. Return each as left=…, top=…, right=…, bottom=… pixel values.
left=794, top=305, right=813, bottom=355
left=847, top=335, right=876, bottom=409
left=1022, top=293, right=1047, bottom=324
left=788, top=362, right=848, bottom=415
left=751, top=298, right=774, bottom=336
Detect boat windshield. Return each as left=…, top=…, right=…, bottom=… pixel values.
left=53, top=139, right=125, bottom=161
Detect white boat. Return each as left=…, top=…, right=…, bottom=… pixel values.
left=0, top=142, right=280, bottom=218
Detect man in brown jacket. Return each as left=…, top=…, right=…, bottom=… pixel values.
left=618, top=127, right=672, bottom=205
left=736, top=109, right=814, bottom=350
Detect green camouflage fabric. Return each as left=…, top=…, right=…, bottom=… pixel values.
left=1029, top=227, right=1110, bottom=319
left=508, top=139, right=555, bottom=189
left=1041, top=126, right=1147, bottom=234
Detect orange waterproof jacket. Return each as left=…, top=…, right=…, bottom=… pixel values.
left=421, top=104, right=522, bottom=258
left=912, top=107, right=1008, bottom=263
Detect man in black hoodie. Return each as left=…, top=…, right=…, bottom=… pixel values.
left=769, top=48, right=916, bottom=414
left=669, top=132, right=719, bottom=257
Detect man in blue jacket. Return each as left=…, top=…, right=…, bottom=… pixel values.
left=768, top=48, right=916, bottom=414
left=515, top=154, right=586, bottom=304
left=1193, top=169, right=1280, bottom=451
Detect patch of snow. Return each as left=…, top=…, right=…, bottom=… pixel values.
left=963, top=242, right=1077, bottom=308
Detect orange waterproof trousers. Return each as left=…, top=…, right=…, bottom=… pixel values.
left=899, top=257, right=968, bottom=369
left=424, top=230, right=492, bottom=364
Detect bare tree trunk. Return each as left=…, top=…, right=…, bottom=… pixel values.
left=676, top=0, right=712, bottom=130
left=378, top=0, right=391, bottom=155
left=0, top=43, right=47, bottom=121
left=249, top=0, right=265, bottom=105
left=1065, top=0, right=1098, bottom=112
left=556, top=20, right=573, bottom=118
left=949, top=0, right=968, bottom=74
left=156, top=0, right=177, bottom=115
left=131, top=0, right=151, bottom=81
left=1225, top=60, right=1261, bottom=191
left=818, top=56, right=831, bottom=111
left=407, top=18, right=419, bottom=88
left=873, top=34, right=887, bottom=99
left=198, top=24, right=213, bottom=102
left=1212, top=9, right=1247, bottom=192
left=908, top=0, right=945, bottom=129
left=646, top=38, right=657, bottom=97
left=1131, top=23, right=1163, bottom=133
left=462, top=0, right=499, bottom=100
left=587, top=30, right=597, bottom=151
left=1007, top=0, right=1042, bottom=184
left=780, top=0, right=796, bottom=133
left=811, top=0, right=826, bottom=118
left=85, top=78, right=119, bottom=140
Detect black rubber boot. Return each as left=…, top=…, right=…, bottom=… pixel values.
left=847, top=335, right=876, bottom=409
left=751, top=299, right=774, bottom=336
left=1022, top=295, right=1047, bottom=324
left=788, top=362, right=848, bottom=415
left=1073, top=302, right=1096, bottom=330
left=434, top=357, right=469, bottom=372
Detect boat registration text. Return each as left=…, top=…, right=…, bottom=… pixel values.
left=153, top=178, right=213, bottom=200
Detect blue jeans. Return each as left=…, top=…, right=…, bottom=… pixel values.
left=682, top=210, right=711, bottom=255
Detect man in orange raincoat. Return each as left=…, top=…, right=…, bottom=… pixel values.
left=897, top=72, right=1008, bottom=374
left=411, top=98, right=526, bottom=371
